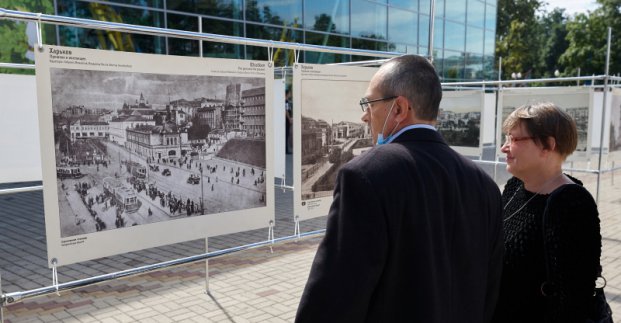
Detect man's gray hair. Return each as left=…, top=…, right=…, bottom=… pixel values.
left=377, top=55, right=442, bottom=121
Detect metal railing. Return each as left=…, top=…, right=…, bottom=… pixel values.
left=1, top=229, right=325, bottom=306
left=0, top=8, right=401, bottom=59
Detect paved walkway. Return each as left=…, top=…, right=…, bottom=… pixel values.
left=1, top=157, right=621, bottom=322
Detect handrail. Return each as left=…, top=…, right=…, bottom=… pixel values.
left=1, top=229, right=325, bottom=306
left=0, top=8, right=400, bottom=59
left=0, top=62, right=35, bottom=70
left=442, top=75, right=606, bottom=87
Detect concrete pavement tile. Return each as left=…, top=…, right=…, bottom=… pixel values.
left=125, top=307, right=157, bottom=320
left=258, top=316, right=289, bottom=323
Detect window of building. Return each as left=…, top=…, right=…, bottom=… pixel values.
left=466, top=26, right=484, bottom=54
left=245, top=0, right=302, bottom=27
left=418, top=14, right=430, bottom=47
left=389, top=0, right=418, bottom=11
left=305, top=32, right=349, bottom=63
left=304, top=1, right=349, bottom=34
left=388, top=7, right=417, bottom=45
left=443, top=49, right=464, bottom=80
left=485, top=3, right=496, bottom=30
left=468, top=0, right=485, bottom=28
left=444, top=21, right=465, bottom=52
left=445, top=0, right=465, bottom=22
left=351, top=0, right=387, bottom=40
left=167, top=0, right=242, bottom=19
left=57, top=0, right=166, bottom=53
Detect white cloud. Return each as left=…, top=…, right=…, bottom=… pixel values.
left=542, top=0, right=599, bottom=16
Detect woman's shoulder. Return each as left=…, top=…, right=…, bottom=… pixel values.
left=547, top=180, right=598, bottom=220
left=549, top=176, right=593, bottom=205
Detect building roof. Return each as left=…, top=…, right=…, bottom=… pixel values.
left=71, top=119, right=109, bottom=126
left=111, top=115, right=151, bottom=123
left=242, top=87, right=265, bottom=98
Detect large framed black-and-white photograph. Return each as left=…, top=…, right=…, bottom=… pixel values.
left=498, top=87, right=592, bottom=161
left=438, top=90, right=485, bottom=157
left=36, top=45, right=274, bottom=266
left=293, top=64, right=377, bottom=220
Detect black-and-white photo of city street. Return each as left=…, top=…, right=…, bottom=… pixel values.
left=50, top=68, right=267, bottom=238
left=300, top=79, right=371, bottom=201
left=437, top=92, right=482, bottom=148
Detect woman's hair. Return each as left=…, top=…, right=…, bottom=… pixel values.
left=502, top=102, right=578, bottom=158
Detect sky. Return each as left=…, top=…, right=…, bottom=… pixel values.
left=542, top=0, right=599, bottom=16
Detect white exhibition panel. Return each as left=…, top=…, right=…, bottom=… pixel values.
left=438, top=90, right=485, bottom=157
left=498, top=87, right=593, bottom=162
left=610, top=88, right=621, bottom=158
left=0, top=74, right=43, bottom=183
left=293, top=63, right=377, bottom=221
left=590, top=90, right=613, bottom=159
left=36, top=45, right=274, bottom=266
left=482, top=92, right=497, bottom=145
left=273, top=78, right=286, bottom=179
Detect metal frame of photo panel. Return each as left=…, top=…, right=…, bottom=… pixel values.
left=293, top=63, right=378, bottom=221
left=497, top=87, right=593, bottom=162
left=438, top=90, right=486, bottom=158
left=35, top=45, right=275, bottom=267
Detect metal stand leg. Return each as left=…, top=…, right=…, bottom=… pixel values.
left=51, top=258, right=60, bottom=296
left=294, top=215, right=300, bottom=240
left=1, top=272, right=4, bottom=323
left=268, top=220, right=275, bottom=253
left=205, top=237, right=210, bottom=294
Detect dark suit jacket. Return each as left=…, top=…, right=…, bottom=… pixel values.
left=296, top=128, right=504, bottom=323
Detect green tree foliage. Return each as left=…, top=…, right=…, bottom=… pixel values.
left=0, top=0, right=54, bottom=74
left=497, top=0, right=621, bottom=79
left=495, top=0, right=542, bottom=79
left=561, top=0, right=621, bottom=76
left=538, top=8, right=569, bottom=78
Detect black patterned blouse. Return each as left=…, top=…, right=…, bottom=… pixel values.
left=491, top=176, right=601, bottom=323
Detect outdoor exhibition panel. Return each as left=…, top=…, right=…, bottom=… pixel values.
left=273, top=78, right=286, bottom=180
left=293, top=63, right=377, bottom=221
left=0, top=73, right=42, bottom=184
left=36, top=45, right=274, bottom=266
left=438, top=90, right=485, bottom=157
left=498, top=87, right=593, bottom=162
left=610, top=88, right=621, bottom=158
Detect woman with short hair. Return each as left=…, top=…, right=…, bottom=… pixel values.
left=492, top=102, right=602, bottom=322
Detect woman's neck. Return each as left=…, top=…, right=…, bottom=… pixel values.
left=521, top=170, right=565, bottom=194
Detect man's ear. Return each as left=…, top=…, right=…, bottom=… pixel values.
left=394, top=96, right=410, bottom=122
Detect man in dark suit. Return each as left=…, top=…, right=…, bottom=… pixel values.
left=295, top=55, right=503, bottom=322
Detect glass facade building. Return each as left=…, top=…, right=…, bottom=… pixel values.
left=53, top=0, right=497, bottom=80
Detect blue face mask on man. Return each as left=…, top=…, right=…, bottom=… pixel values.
left=376, top=99, right=401, bottom=145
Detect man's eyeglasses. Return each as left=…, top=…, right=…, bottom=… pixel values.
left=503, top=134, right=534, bottom=145
left=359, top=96, right=397, bottom=112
